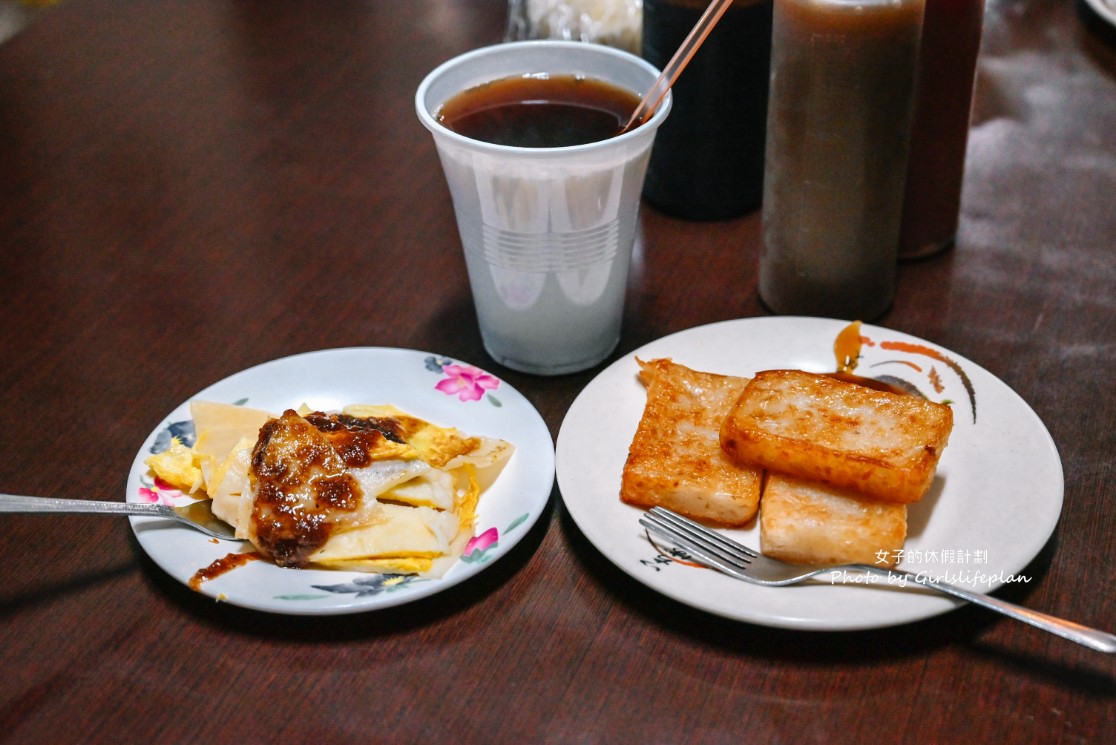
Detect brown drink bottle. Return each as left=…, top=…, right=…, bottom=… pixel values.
left=759, top=0, right=925, bottom=320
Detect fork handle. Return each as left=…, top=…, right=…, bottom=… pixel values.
left=857, top=565, right=1116, bottom=654
left=0, top=493, right=169, bottom=517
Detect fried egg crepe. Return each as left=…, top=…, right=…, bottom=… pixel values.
left=146, top=401, right=513, bottom=577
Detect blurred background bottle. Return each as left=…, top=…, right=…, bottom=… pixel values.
left=759, top=0, right=925, bottom=320
left=640, top=0, right=774, bottom=220
left=506, top=0, right=643, bottom=54
left=899, top=0, right=986, bottom=259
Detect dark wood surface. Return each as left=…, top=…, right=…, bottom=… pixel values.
left=1, top=1, right=1113, bottom=742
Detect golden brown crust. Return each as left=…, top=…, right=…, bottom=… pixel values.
left=760, top=473, right=907, bottom=566
left=620, top=359, right=762, bottom=526
left=720, top=369, right=953, bottom=504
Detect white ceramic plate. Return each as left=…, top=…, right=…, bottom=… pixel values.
left=127, top=348, right=555, bottom=615
left=556, top=317, right=1064, bottom=631
left=1084, top=0, right=1116, bottom=29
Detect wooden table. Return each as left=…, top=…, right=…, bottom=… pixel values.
left=1, top=1, right=1113, bottom=741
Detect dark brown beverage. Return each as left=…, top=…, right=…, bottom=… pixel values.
left=642, top=0, right=773, bottom=220
left=760, top=0, right=924, bottom=320
left=437, top=74, right=641, bottom=148
left=899, top=0, right=984, bottom=258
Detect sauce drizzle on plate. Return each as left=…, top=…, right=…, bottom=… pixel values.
left=827, top=320, right=911, bottom=396
left=189, top=552, right=262, bottom=591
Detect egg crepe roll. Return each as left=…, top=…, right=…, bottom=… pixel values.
left=149, top=401, right=513, bottom=576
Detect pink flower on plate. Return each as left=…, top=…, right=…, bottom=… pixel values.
left=138, top=477, right=182, bottom=506
left=435, top=363, right=500, bottom=402
left=463, top=527, right=499, bottom=560
left=139, top=486, right=176, bottom=506
left=138, top=487, right=162, bottom=504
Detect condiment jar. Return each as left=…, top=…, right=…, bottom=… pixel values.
left=899, top=0, right=986, bottom=259
left=759, top=0, right=925, bottom=320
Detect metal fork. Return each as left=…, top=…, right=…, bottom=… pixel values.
left=1, top=493, right=240, bottom=541
left=640, top=506, right=1116, bottom=653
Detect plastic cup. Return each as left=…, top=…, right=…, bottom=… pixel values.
left=416, top=41, right=671, bottom=376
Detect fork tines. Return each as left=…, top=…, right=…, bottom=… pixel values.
left=640, top=507, right=757, bottom=573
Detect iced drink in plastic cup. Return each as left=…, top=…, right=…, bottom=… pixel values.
left=416, top=41, right=670, bottom=376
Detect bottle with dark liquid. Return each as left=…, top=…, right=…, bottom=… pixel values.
left=899, top=0, right=985, bottom=259
left=759, top=0, right=925, bottom=320
left=640, top=0, right=774, bottom=220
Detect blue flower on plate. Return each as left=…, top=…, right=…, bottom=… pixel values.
left=150, top=419, right=196, bottom=452
left=310, top=574, right=421, bottom=597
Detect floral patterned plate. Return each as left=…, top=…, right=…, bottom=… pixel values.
left=127, top=348, right=555, bottom=615
left=556, top=317, right=1064, bottom=631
